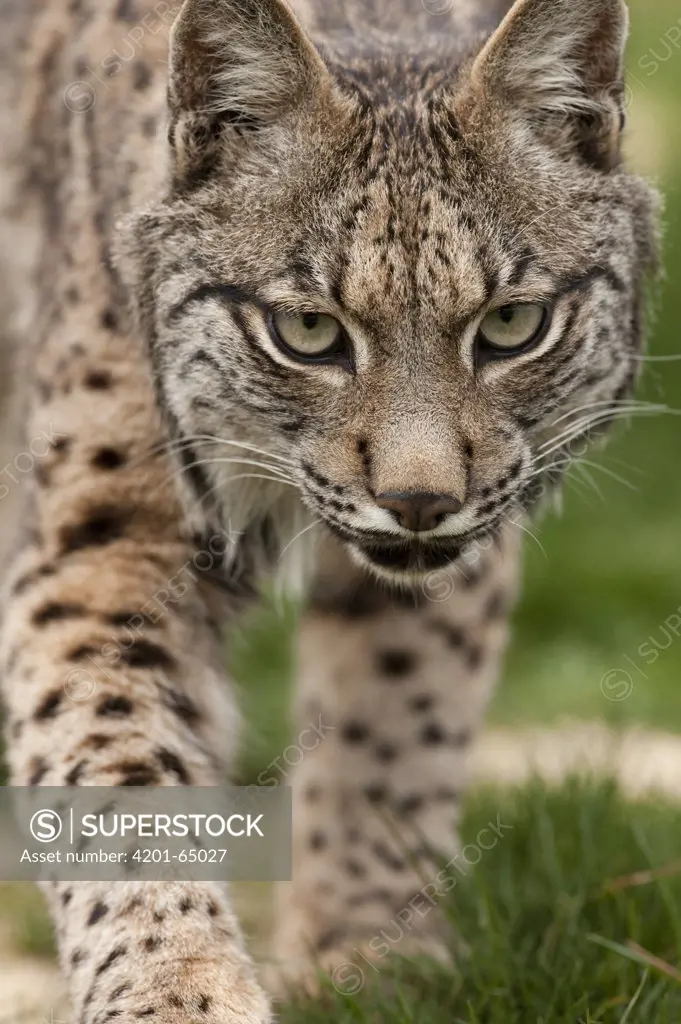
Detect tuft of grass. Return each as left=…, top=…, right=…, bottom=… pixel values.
left=0, top=883, right=55, bottom=959
left=278, top=778, right=681, bottom=1024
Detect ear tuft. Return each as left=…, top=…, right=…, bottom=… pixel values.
left=468, top=0, right=629, bottom=169
left=168, top=0, right=329, bottom=182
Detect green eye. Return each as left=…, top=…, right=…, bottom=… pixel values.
left=478, top=303, right=549, bottom=353
left=270, top=310, right=344, bottom=359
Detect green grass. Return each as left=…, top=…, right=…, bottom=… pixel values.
left=5, top=776, right=681, bottom=1024
left=280, top=779, right=681, bottom=1024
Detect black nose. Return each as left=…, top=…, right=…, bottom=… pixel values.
left=375, top=491, right=463, bottom=532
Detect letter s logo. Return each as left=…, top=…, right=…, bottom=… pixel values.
left=29, top=809, right=63, bottom=843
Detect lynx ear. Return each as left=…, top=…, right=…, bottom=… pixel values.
left=168, top=0, right=330, bottom=182
left=468, top=0, right=629, bottom=169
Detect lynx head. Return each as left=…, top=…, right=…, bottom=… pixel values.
left=120, top=0, right=658, bottom=584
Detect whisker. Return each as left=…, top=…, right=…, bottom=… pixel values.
left=574, top=463, right=605, bottom=502
left=139, top=433, right=297, bottom=468
left=573, top=457, right=639, bottom=493
left=533, top=407, right=666, bottom=461
left=179, top=456, right=295, bottom=481
left=510, top=516, right=548, bottom=559
left=541, top=399, right=667, bottom=433
left=631, top=353, right=681, bottom=362
left=278, top=519, right=322, bottom=561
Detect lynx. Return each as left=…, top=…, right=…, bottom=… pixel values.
left=0, top=0, right=658, bottom=1019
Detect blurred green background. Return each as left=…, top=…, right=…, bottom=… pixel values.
left=230, top=0, right=681, bottom=783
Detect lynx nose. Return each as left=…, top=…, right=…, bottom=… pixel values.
left=375, top=491, right=463, bottom=532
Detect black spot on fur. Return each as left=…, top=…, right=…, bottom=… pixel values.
left=143, top=935, right=161, bottom=951
left=12, top=564, right=56, bottom=595
left=35, top=690, right=63, bottom=720
left=91, top=447, right=126, bottom=470
left=105, top=610, right=151, bottom=628
left=115, top=0, right=137, bottom=19
left=28, top=757, right=48, bottom=785
left=345, top=858, right=366, bottom=878
left=428, top=620, right=465, bottom=648
left=100, top=308, right=118, bottom=330
left=67, top=644, right=99, bottom=661
left=375, top=742, right=398, bottom=763
left=398, top=794, right=424, bottom=815
left=96, top=945, right=127, bottom=976
left=309, top=831, right=327, bottom=851
left=97, top=695, right=134, bottom=717
left=111, top=983, right=133, bottom=1000
left=61, top=888, right=73, bottom=906
left=364, top=783, right=387, bottom=804
left=377, top=649, right=416, bottom=677
left=179, top=896, right=193, bottom=914
left=116, top=760, right=159, bottom=786
left=89, top=733, right=113, bottom=749
left=84, top=370, right=113, bottom=390
left=34, top=463, right=50, bottom=487
left=372, top=840, right=406, bottom=872
left=71, top=949, right=85, bottom=966
left=207, top=901, right=219, bottom=917
left=135, top=1009, right=155, bottom=1018
left=316, top=927, right=347, bottom=952
left=60, top=504, right=131, bottom=554
left=409, top=694, right=434, bottom=713
left=485, top=590, right=507, bottom=620
left=466, top=645, right=484, bottom=671
left=120, top=640, right=175, bottom=672
left=156, top=747, right=191, bottom=784
left=198, top=995, right=211, bottom=1013
left=133, top=61, right=152, bottom=90
left=32, top=601, right=87, bottom=626
left=347, top=888, right=393, bottom=908
left=88, top=900, right=109, bottom=925
left=168, top=995, right=183, bottom=1008
left=65, top=760, right=87, bottom=786
left=161, top=687, right=200, bottom=726
left=341, top=720, right=370, bottom=744
left=421, top=723, right=447, bottom=745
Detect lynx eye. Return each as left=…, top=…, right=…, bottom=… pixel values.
left=269, top=310, right=345, bottom=360
left=477, top=302, right=549, bottom=354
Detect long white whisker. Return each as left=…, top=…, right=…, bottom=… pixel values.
left=510, top=516, right=547, bottom=559
left=142, top=434, right=297, bottom=467
left=541, top=399, right=667, bottom=433
left=574, top=463, right=605, bottom=502
left=179, top=456, right=295, bottom=481
left=631, top=353, right=681, bottom=362
left=574, top=457, right=639, bottom=493
left=533, top=407, right=664, bottom=462
left=278, top=520, right=322, bottom=561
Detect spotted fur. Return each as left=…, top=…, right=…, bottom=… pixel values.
left=0, top=0, right=659, bottom=1018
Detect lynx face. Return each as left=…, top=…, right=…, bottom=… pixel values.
left=120, top=0, right=658, bottom=583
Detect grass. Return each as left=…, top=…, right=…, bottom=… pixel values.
left=279, top=779, right=681, bottom=1024
left=5, top=776, right=681, bottom=1024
